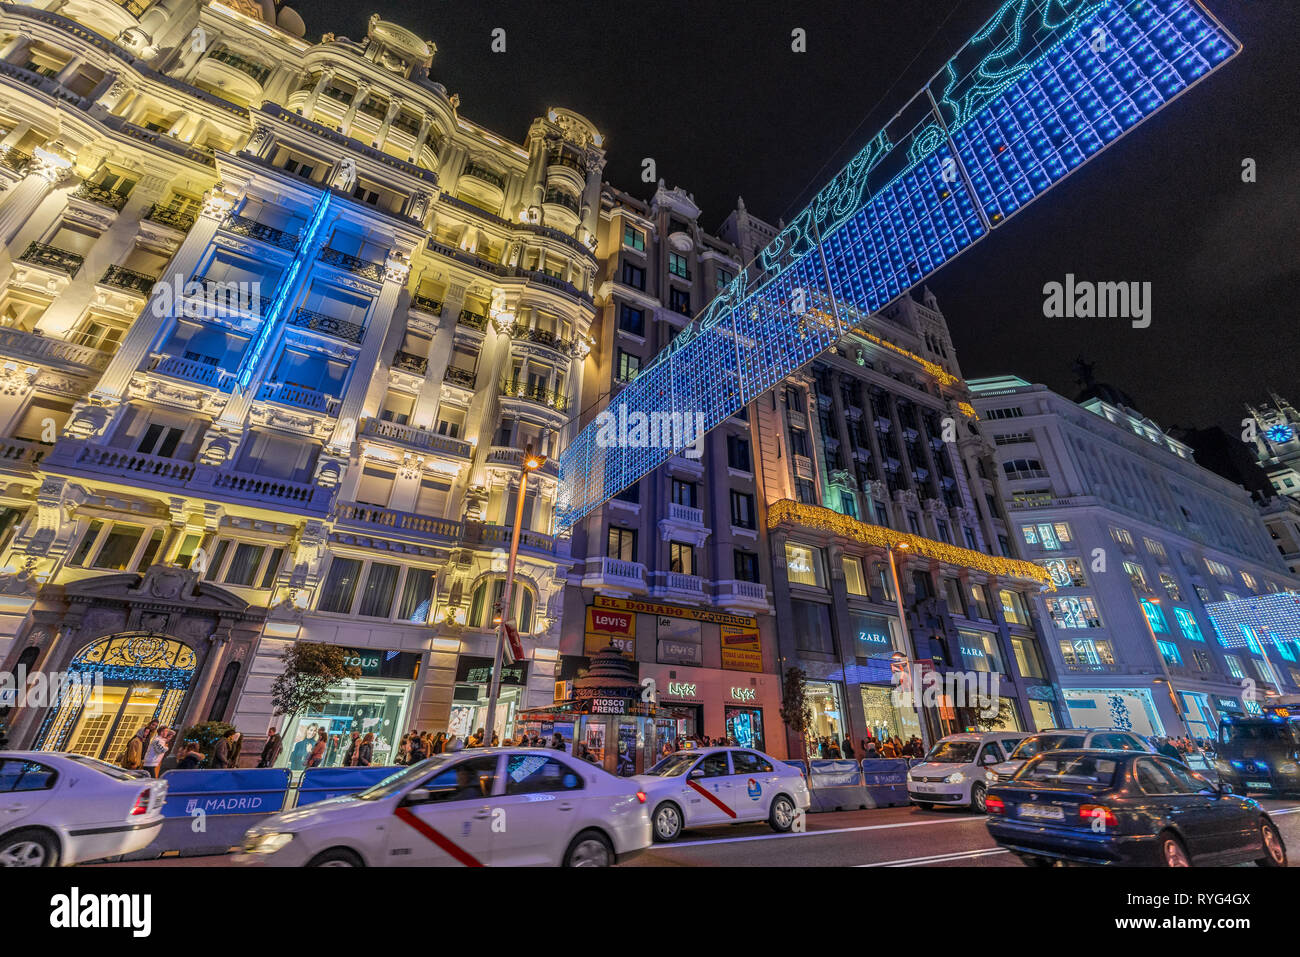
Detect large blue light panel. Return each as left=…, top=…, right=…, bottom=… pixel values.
left=1205, top=594, right=1300, bottom=653
left=555, top=0, right=1239, bottom=531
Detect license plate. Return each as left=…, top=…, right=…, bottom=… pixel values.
left=1246, top=781, right=1270, bottom=789
left=913, top=783, right=937, bottom=792
left=1019, top=804, right=1064, bottom=821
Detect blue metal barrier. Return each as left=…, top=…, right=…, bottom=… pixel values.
left=860, top=759, right=911, bottom=808
left=783, top=760, right=809, bottom=779
left=806, top=759, right=869, bottom=812
left=296, top=765, right=400, bottom=806
left=122, top=768, right=291, bottom=860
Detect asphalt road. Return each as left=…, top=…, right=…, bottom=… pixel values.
left=85, top=797, right=1300, bottom=868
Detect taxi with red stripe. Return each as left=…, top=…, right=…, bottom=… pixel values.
left=235, top=748, right=651, bottom=867
left=634, top=746, right=810, bottom=842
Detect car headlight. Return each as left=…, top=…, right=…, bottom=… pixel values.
left=243, top=831, right=295, bottom=854
left=906, top=771, right=915, bottom=782
left=945, top=771, right=965, bottom=784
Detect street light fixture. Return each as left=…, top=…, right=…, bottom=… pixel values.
left=483, top=443, right=546, bottom=744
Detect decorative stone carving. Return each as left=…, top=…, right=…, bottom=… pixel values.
left=331, top=157, right=357, bottom=192
left=201, top=185, right=237, bottom=220
left=244, top=124, right=272, bottom=155
left=408, top=190, right=432, bottom=222
left=384, top=248, right=411, bottom=284
left=136, top=564, right=200, bottom=601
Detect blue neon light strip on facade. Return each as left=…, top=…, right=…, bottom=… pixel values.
left=555, top=0, right=1239, bottom=532
left=1205, top=593, right=1300, bottom=653
left=236, top=190, right=333, bottom=391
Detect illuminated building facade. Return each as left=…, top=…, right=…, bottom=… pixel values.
left=0, top=0, right=607, bottom=759
left=755, top=289, right=1062, bottom=753
left=970, top=376, right=1300, bottom=741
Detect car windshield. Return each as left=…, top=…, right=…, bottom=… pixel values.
left=354, top=756, right=454, bottom=800
left=63, top=753, right=140, bottom=781
left=1220, top=722, right=1293, bottom=745
left=1015, top=754, right=1118, bottom=786
left=924, top=741, right=978, bottom=763
left=1009, top=735, right=1081, bottom=760
left=645, top=753, right=699, bottom=777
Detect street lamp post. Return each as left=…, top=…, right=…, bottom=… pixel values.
left=886, top=542, right=930, bottom=750
left=483, top=444, right=545, bottom=745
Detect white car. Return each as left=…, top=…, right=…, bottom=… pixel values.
left=0, top=750, right=167, bottom=867
left=634, top=746, right=811, bottom=842
left=907, top=732, right=1029, bottom=812
left=989, top=728, right=1155, bottom=782
left=236, top=748, right=651, bottom=867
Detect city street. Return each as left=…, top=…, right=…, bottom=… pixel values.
left=84, top=799, right=1300, bottom=868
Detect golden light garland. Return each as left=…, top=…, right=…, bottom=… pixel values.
left=858, top=331, right=960, bottom=387
left=957, top=401, right=977, bottom=419
left=767, top=499, right=1052, bottom=586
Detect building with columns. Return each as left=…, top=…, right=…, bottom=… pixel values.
left=969, top=375, right=1300, bottom=742
left=0, top=0, right=608, bottom=763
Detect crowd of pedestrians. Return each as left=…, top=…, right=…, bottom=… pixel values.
left=809, top=732, right=924, bottom=760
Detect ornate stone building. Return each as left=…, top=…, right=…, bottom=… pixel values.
left=0, top=0, right=606, bottom=762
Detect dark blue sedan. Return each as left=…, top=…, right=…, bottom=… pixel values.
left=985, top=750, right=1287, bottom=867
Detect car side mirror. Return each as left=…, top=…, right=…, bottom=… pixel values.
left=982, top=755, right=998, bottom=765
left=403, top=787, right=433, bottom=805
left=1219, top=781, right=1234, bottom=796
left=688, top=768, right=705, bottom=779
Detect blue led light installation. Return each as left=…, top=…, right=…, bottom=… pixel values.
left=556, top=0, right=1240, bottom=531
left=1205, top=593, right=1300, bottom=654
left=235, top=189, right=333, bottom=391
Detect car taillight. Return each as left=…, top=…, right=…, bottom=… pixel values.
left=636, top=790, right=647, bottom=804
left=1079, top=804, right=1118, bottom=827
left=985, top=795, right=1005, bottom=815
left=131, top=789, right=152, bottom=816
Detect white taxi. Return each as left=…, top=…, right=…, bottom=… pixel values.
left=634, top=747, right=810, bottom=842
left=906, top=731, right=1029, bottom=812
left=236, top=748, right=651, bottom=867
left=0, top=751, right=166, bottom=866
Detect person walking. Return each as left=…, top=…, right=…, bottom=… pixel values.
left=342, top=731, right=361, bottom=767
left=143, top=727, right=173, bottom=778
left=176, top=740, right=205, bottom=769
left=408, top=731, right=428, bottom=763
left=552, top=732, right=566, bottom=751
left=864, top=738, right=880, bottom=759
left=120, top=720, right=157, bottom=771
left=356, top=732, right=374, bottom=767
left=431, top=732, right=447, bottom=755
left=212, top=728, right=239, bottom=769
left=258, top=727, right=283, bottom=768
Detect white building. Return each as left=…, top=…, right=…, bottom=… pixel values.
left=970, top=375, right=1300, bottom=741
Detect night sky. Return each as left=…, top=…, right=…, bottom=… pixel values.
left=305, top=0, right=1299, bottom=434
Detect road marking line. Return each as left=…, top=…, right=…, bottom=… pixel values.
left=394, top=806, right=484, bottom=867
left=661, top=814, right=985, bottom=849
left=687, top=779, right=738, bottom=818
left=862, top=847, right=1010, bottom=867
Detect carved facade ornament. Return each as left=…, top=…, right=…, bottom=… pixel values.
left=201, top=185, right=238, bottom=220
left=384, top=248, right=411, bottom=284
left=331, top=157, right=358, bottom=192
left=408, top=190, right=432, bottom=222
left=244, top=124, right=272, bottom=155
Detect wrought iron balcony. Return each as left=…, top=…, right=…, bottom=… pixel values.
left=457, top=309, right=488, bottom=331
left=99, top=264, right=158, bottom=295
left=257, top=380, right=341, bottom=415
left=223, top=212, right=300, bottom=250
left=187, top=274, right=267, bottom=315
left=499, top=377, right=568, bottom=412
left=318, top=246, right=384, bottom=281
left=288, top=307, right=364, bottom=344
left=392, top=350, right=427, bottom=375
left=542, top=188, right=580, bottom=214
left=144, top=203, right=196, bottom=231
left=18, top=242, right=83, bottom=277
left=462, top=162, right=505, bottom=190
left=511, top=324, right=573, bottom=353
left=73, top=181, right=130, bottom=211
left=411, top=294, right=442, bottom=315
left=204, top=46, right=271, bottom=84
left=443, top=366, right=476, bottom=389
left=0, top=147, right=32, bottom=174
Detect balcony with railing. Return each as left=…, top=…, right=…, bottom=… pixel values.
left=542, top=187, right=580, bottom=214
left=0, top=437, right=49, bottom=471
left=462, top=162, right=505, bottom=190
left=391, top=350, right=427, bottom=375
left=0, top=326, right=108, bottom=370
left=288, top=307, right=364, bottom=344
left=149, top=353, right=235, bottom=391
left=443, top=366, right=476, bottom=389
left=317, top=246, right=384, bottom=281
left=656, top=571, right=706, bottom=600
left=186, top=274, right=267, bottom=316
left=457, top=309, right=488, bottom=331
left=510, top=323, right=573, bottom=353
left=410, top=294, right=443, bottom=315
left=0, top=147, right=32, bottom=174
left=667, top=501, right=705, bottom=526
left=463, top=521, right=555, bottom=556
left=223, top=212, right=300, bottom=250
left=192, top=466, right=330, bottom=512
left=69, top=443, right=196, bottom=486
left=499, top=378, right=568, bottom=413
left=581, top=556, right=649, bottom=596
left=204, top=46, right=271, bottom=84
left=99, top=264, right=158, bottom=296
left=257, top=380, right=341, bottom=415
left=334, top=501, right=462, bottom=543
left=73, top=181, right=130, bottom=211
left=144, top=203, right=196, bottom=231
left=18, top=242, right=84, bottom=277
left=485, top=446, right=560, bottom=479
left=359, top=417, right=472, bottom=459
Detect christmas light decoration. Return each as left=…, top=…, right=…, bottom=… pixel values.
left=767, top=499, right=1052, bottom=585
left=555, top=0, right=1239, bottom=530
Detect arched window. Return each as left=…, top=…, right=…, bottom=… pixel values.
left=468, top=578, right=535, bottom=633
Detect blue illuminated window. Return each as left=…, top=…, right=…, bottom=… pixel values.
left=1157, top=641, right=1182, bottom=666
left=1141, top=600, right=1169, bottom=634
left=1174, top=607, right=1204, bottom=642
